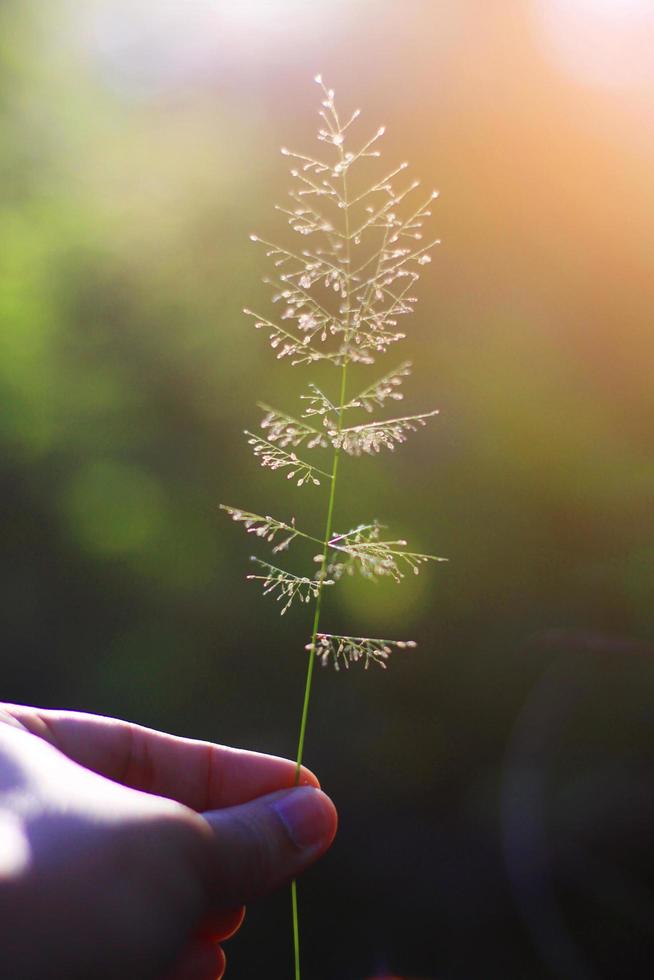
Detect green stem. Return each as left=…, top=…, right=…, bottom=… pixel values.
left=290, top=123, right=351, bottom=980
left=290, top=362, right=347, bottom=980
left=293, top=362, right=348, bottom=782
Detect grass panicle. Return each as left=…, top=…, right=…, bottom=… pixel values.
left=221, top=75, right=443, bottom=980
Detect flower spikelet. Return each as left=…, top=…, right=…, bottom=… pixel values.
left=327, top=410, right=439, bottom=456
left=327, top=523, right=447, bottom=582
left=258, top=403, right=330, bottom=450
left=248, top=558, right=333, bottom=615
left=220, top=505, right=301, bottom=554
left=245, top=431, right=330, bottom=487
left=307, top=633, right=417, bottom=670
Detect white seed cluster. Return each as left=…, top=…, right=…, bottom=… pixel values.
left=327, top=410, right=439, bottom=456
left=246, top=76, right=440, bottom=371
left=219, top=506, right=299, bottom=554
left=259, top=404, right=329, bottom=450
left=243, top=308, right=339, bottom=367
left=248, top=559, right=333, bottom=615
left=308, top=633, right=417, bottom=670
left=245, top=431, right=326, bottom=487
left=327, top=523, right=446, bottom=583
left=345, top=361, right=412, bottom=413
left=221, top=78, right=446, bottom=656
left=300, top=383, right=337, bottom=418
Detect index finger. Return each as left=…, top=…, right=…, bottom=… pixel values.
left=0, top=703, right=318, bottom=811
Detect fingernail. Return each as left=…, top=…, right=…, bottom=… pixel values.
left=270, top=787, right=335, bottom=850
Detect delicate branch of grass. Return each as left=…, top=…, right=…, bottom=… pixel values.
left=345, top=361, right=412, bottom=412
left=327, top=409, right=440, bottom=455
left=243, top=309, right=340, bottom=366
left=257, top=403, right=330, bottom=449
left=247, top=558, right=333, bottom=615
left=219, top=505, right=323, bottom=551
left=289, top=76, right=354, bottom=980
left=222, top=75, right=444, bottom=980
left=309, top=633, right=417, bottom=670
left=245, top=431, right=332, bottom=486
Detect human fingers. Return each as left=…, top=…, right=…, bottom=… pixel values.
left=196, top=906, right=245, bottom=942
left=0, top=704, right=318, bottom=809
left=200, top=786, right=337, bottom=908
left=164, top=939, right=225, bottom=980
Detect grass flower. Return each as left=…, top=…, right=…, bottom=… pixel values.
left=222, top=75, right=444, bottom=979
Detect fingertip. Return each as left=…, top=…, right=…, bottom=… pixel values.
left=198, top=905, right=246, bottom=942
left=323, top=789, right=338, bottom=843
left=297, top=764, right=320, bottom=789
left=201, top=786, right=338, bottom=905
left=269, top=786, right=338, bottom=854
left=165, top=940, right=224, bottom=980
left=320, top=788, right=338, bottom=847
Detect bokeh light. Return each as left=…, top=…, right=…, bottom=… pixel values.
left=533, top=0, right=654, bottom=90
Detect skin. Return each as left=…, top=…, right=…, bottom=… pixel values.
left=0, top=703, right=337, bottom=980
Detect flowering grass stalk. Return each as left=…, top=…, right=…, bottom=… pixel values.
left=221, top=76, right=444, bottom=979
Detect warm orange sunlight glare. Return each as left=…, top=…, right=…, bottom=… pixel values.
left=534, top=0, right=654, bottom=90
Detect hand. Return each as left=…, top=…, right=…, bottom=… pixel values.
left=0, top=703, right=337, bottom=979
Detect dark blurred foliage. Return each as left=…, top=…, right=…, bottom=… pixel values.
left=2, top=2, right=654, bottom=977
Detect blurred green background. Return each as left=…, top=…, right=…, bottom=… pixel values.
left=2, top=2, right=654, bottom=978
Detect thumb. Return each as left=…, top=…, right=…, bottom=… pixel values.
left=200, top=786, right=337, bottom=908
